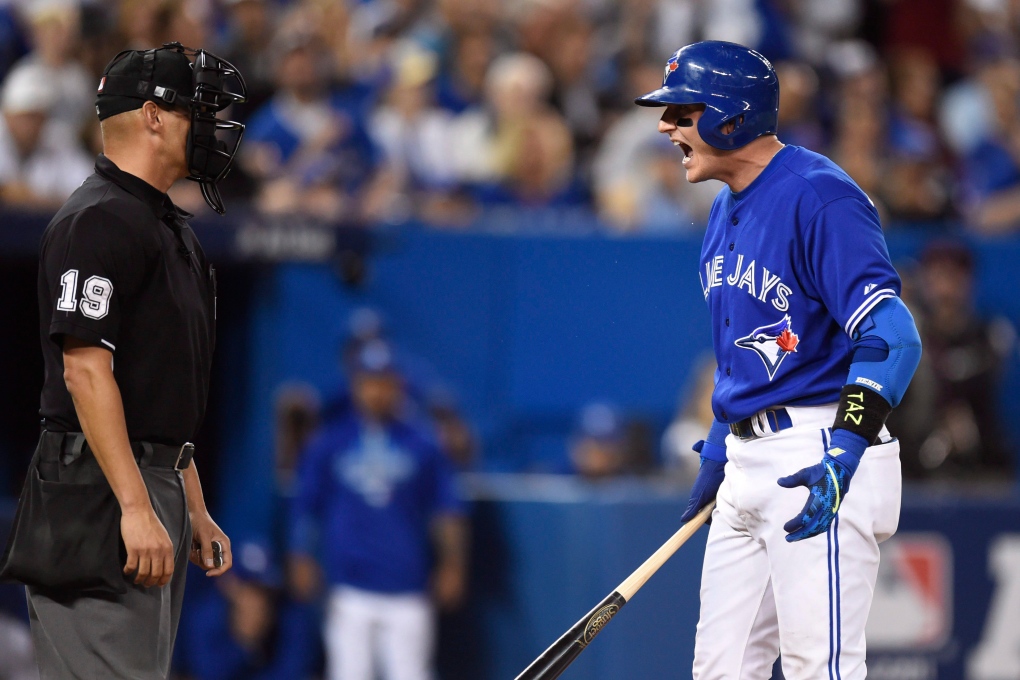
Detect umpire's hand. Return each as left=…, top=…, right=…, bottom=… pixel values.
left=190, top=510, right=232, bottom=577
left=121, top=507, right=175, bottom=588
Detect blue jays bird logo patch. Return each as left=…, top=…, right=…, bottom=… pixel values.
left=735, top=315, right=800, bottom=381
left=664, top=57, right=679, bottom=83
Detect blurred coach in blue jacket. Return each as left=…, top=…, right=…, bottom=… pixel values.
left=288, top=339, right=468, bottom=680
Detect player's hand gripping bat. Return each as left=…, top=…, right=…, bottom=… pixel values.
left=514, top=501, right=715, bottom=680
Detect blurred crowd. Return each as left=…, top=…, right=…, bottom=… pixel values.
left=6, top=0, right=1020, bottom=233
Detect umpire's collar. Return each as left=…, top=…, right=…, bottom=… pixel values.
left=94, top=154, right=191, bottom=222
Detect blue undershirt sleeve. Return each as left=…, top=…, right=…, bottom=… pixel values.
left=846, top=296, right=922, bottom=408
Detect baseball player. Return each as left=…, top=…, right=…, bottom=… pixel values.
left=635, top=42, right=923, bottom=678
left=288, top=340, right=467, bottom=680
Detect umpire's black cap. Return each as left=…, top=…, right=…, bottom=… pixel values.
left=95, top=47, right=193, bottom=121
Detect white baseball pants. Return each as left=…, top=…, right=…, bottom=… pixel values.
left=325, top=585, right=435, bottom=680
left=693, top=404, right=902, bottom=680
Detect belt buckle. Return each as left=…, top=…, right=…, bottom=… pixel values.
left=730, top=421, right=755, bottom=441
left=175, top=442, right=194, bottom=471
left=750, top=410, right=776, bottom=439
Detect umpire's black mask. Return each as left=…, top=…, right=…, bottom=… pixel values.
left=96, top=42, right=247, bottom=215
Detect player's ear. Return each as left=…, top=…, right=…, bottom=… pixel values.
left=721, top=115, right=743, bottom=136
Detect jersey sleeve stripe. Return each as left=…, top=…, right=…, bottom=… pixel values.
left=100, top=339, right=116, bottom=350
left=844, top=289, right=897, bottom=336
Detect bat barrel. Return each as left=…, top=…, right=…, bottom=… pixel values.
left=514, top=591, right=627, bottom=680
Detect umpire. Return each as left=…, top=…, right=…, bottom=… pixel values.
left=0, top=44, right=247, bottom=678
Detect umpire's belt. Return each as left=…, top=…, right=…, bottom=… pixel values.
left=729, top=408, right=793, bottom=441
left=58, top=432, right=194, bottom=470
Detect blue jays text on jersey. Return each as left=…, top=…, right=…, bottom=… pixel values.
left=700, top=145, right=901, bottom=423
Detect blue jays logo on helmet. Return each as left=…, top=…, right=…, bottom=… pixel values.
left=663, top=55, right=679, bottom=84
left=735, top=315, right=800, bottom=381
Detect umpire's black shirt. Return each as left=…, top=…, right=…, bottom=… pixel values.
left=38, top=154, right=216, bottom=445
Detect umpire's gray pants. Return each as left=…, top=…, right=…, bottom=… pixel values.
left=26, top=465, right=191, bottom=680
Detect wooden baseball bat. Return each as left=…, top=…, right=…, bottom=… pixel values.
left=514, top=501, right=715, bottom=680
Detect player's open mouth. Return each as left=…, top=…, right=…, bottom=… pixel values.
left=677, top=141, right=693, bottom=165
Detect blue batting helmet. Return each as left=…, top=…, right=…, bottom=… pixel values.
left=635, top=41, right=779, bottom=150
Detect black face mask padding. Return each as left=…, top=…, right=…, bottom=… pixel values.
left=175, top=44, right=248, bottom=214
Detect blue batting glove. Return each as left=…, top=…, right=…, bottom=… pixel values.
left=681, top=447, right=725, bottom=523
left=777, top=430, right=869, bottom=542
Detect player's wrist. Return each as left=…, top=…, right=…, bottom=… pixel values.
left=694, top=440, right=727, bottom=463
left=693, top=420, right=730, bottom=463
left=823, top=429, right=868, bottom=475
left=832, top=384, right=892, bottom=446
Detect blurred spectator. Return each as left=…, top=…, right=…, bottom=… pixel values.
left=826, top=40, right=889, bottom=216
left=0, top=613, right=36, bottom=680
left=593, top=58, right=722, bottom=232
left=662, top=357, right=718, bottom=482
left=328, top=306, right=445, bottom=424
left=611, top=0, right=770, bottom=67
left=959, top=0, right=1020, bottom=64
left=568, top=402, right=629, bottom=479
left=274, top=383, right=322, bottom=495
left=241, top=25, right=380, bottom=222
left=434, top=27, right=496, bottom=113
left=901, top=242, right=1016, bottom=479
left=0, top=6, right=27, bottom=83
left=218, top=0, right=278, bottom=120
left=472, top=108, right=587, bottom=208
left=288, top=339, right=467, bottom=680
left=76, top=3, right=121, bottom=95
left=435, top=0, right=501, bottom=36
left=346, top=0, right=443, bottom=89
left=0, top=60, right=92, bottom=210
left=881, top=0, right=967, bottom=74
left=448, top=51, right=554, bottom=185
left=775, top=60, right=825, bottom=152
left=117, top=0, right=207, bottom=52
left=116, top=0, right=161, bottom=49
left=426, top=387, right=477, bottom=471
left=542, top=9, right=603, bottom=161
left=449, top=49, right=587, bottom=209
left=174, top=540, right=319, bottom=680
left=882, top=48, right=953, bottom=222
left=368, top=41, right=471, bottom=224
left=959, top=56, right=1020, bottom=233
left=790, top=0, right=862, bottom=65
left=560, top=402, right=654, bottom=479
left=15, top=0, right=92, bottom=135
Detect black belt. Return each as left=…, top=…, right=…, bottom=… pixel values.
left=729, top=408, right=793, bottom=441
left=58, top=432, right=194, bottom=471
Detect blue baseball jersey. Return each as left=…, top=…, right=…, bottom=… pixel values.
left=701, top=145, right=900, bottom=422
left=290, top=414, right=464, bottom=594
